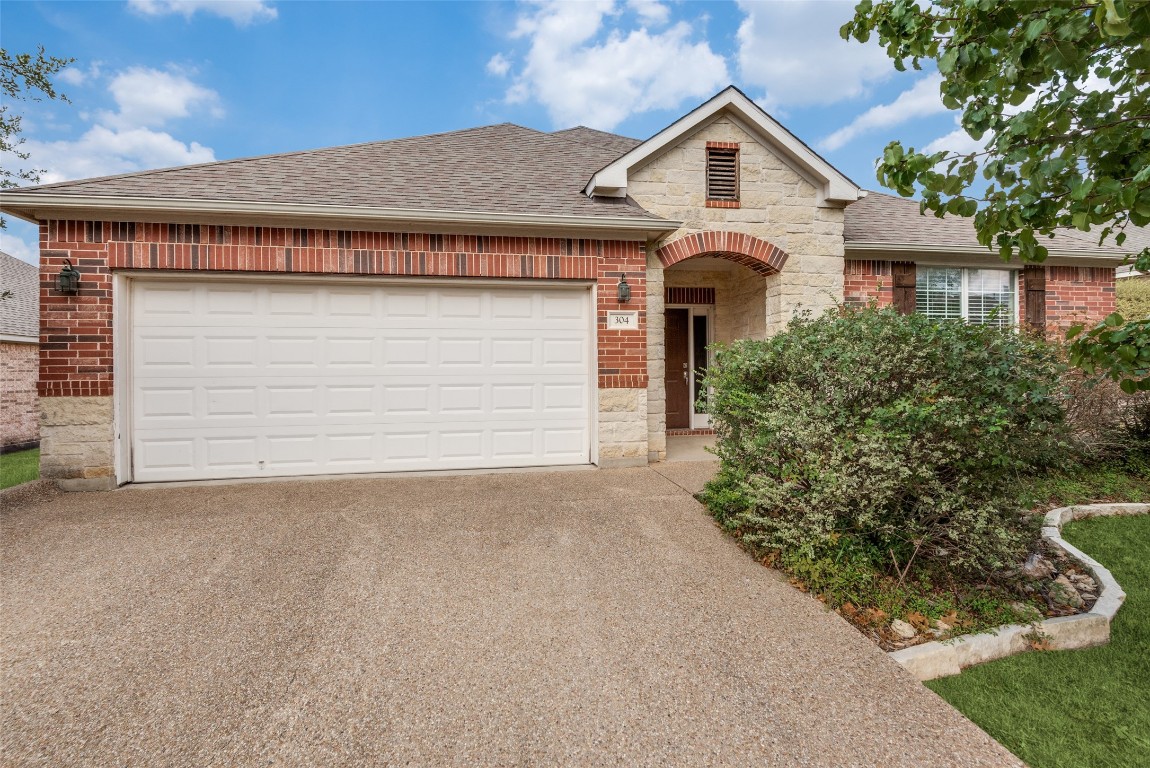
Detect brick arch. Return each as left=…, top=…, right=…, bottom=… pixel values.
left=656, top=231, right=788, bottom=276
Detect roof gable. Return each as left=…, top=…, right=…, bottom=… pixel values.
left=585, top=86, right=862, bottom=207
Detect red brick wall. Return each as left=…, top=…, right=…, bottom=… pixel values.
left=843, top=260, right=893, bottom=307
left=39, top=220, right=648, bottom=399
left=1043, top=266, right=1117, bottom=331
left=1, top=341, right=39, bottom=449
left=845, top=259, right=1115, bottom=330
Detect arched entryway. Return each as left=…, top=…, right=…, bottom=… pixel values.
left=656, top=231, right=789, bottom=276
left=653, top=232, right=789, bottom=434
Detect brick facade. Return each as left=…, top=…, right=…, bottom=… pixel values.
left=843, top=259, right=1116, bottom=330
left=39, top=219, right=648, bottom=396
left=1040, top=266, right=1117, bottom=331
left=1, top=341, right=39, bottom=450
left=843, top=260, right=893, bottom=308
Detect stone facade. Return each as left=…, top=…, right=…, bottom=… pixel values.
left=629, top=117, right=847, bottom=459
left=598, top=388, right=648, bottom=467
left=1, top=341, right=39, bottom=451
left=40, top=396, right=114, bottom=490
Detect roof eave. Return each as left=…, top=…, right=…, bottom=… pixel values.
left=845, top=240, right=1128, bottom=266
left=0, top=193, right=682, bottom=239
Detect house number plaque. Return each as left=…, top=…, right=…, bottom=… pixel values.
left=606, top=311, right=639, bottom=330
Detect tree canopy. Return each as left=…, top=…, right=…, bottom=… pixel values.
left=842, top=0, right=1150, bottom=391
left=1, top=46, right=72, bottom=228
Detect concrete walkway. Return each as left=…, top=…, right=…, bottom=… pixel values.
left=1, top=467, right=1021, bottom=766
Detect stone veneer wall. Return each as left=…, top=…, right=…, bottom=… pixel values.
left=1, top=341, right=40, bottom=451
left=38, top=220, right=651, bottom=486
left=628, top=116, right=846, bottom=458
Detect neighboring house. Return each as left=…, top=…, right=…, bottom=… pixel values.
left=0, top=87, right=1131, bottom=490
left=0, top=251, right=41, bottom=453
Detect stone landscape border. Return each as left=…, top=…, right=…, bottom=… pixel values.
left=890, top=502, right=1150, bottom=681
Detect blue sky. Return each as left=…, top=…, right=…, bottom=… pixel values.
left=1, top=0, right=971, bottom=264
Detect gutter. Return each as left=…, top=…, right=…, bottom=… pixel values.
left=846, top=240, right=1130, bottom=265
left=0, top=334, right=39, bottom=345
left=0, top=192, right=683, bottom=238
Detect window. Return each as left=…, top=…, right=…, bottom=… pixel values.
left=915, top=267, right=1016, bottom=327
left=705, top=145, right=739, bottom=203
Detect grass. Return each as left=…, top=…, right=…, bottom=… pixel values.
left=0, top=448, right=40, bottom=489
left=1015, top=456, right=1150, bottom=510
left=928, top=514, right=1150, bottom=768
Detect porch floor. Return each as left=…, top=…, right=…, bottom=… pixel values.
left=664, top=434, right=716, bottom=463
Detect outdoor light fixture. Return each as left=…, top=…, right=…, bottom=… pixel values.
left=617, top=273, right=631, bottom=303
left=56, top=259, right=81, bottom=294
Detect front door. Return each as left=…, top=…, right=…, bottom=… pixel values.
left=664, top=308, right=690, bottom=429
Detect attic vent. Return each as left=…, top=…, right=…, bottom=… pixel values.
left=706, top=143, right=740, bottom=205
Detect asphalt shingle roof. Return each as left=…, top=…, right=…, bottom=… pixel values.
left=0, top=251, right=39, bottom=339
left=845, top=190, right=1148, bottom=256
left=14, top=123, right=661, bottom=221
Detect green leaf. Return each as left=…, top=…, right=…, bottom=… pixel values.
left=1119, top=378, right=1137, bottom=395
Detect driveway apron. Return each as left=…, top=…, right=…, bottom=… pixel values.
left=0, top=467, right=1022, bottom=766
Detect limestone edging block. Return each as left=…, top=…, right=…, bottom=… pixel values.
left=889, top=502, right=1149, bottom=681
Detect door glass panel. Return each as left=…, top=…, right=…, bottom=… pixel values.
left=692, top=314, right=708, bottom=413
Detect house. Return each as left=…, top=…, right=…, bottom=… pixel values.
left=0, top=87, right=1128, bottom=490
left=0, top=250, right=41, bottom=453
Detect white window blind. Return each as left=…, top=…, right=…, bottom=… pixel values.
left=915, top=267, right=1015, bottom=326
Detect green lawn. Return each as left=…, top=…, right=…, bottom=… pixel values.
left=928, top=514, right=1150, bottom=768
left=0, top=448, right=40, bottom=490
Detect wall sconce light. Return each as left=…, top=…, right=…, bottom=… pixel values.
left=617, top=273, right=631, bottom=303
left=56, top=259, right=81, bottom=294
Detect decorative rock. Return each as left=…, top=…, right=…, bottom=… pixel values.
left=1069, top=574, right=1098, bottom=593
left=1010, top=601, right=1043, bottom=621
left=890, top=619, right=917, bottom=639
left=1022, top=553, right=1055, bottom=580
left=1051, top=575, right=1085, bottom=608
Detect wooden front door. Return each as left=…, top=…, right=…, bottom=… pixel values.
left=664, top=308, right=690, bottom=429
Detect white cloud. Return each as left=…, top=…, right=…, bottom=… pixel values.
left=104, top=67, right=223, bottom=129
left=736, top=0, right=893, bottom=111
left=820, top=74, right=945, bottom=151
left=496, top=0, right=728, bottom=130
left=7, top=65, right=220, bottom=185
left=0, top=225, right=40, bottom=265
left=486, top=53, right=511, bottom=77
left=128, top=0, right=277, bottom=26
left=627, top=0, right=670, bottom=25
left=23, top=126, right=215, bottom=184
left=58, top=62, right=101, bottom=87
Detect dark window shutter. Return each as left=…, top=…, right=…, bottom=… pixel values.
left=891, top=261, right=916, bottom=315
left=706, top=148, right=739, bottom=201
left=1024, top=265, right=1046, bottom=331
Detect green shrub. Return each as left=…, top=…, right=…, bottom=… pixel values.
left=700, top=306, right=1067, bottom=583
left=1117, top=277, right=1150, bottom=320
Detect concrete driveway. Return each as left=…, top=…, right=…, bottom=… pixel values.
left=1, top=464, right=1021, bottom=766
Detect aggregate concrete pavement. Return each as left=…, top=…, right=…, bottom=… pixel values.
left=1, top=466, right=1023, bottom=767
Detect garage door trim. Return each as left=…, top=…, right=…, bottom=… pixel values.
left=113, top=272, right=598, bottom=484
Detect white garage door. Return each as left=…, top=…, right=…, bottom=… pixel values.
left=128, top=279, right=593, bottom=482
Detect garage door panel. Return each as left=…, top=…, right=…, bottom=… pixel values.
left=130, top=280, right=592, bottom=482
left=135, top=380, right=589, bottom=430
left=132, top=422, right=591, bottom=482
